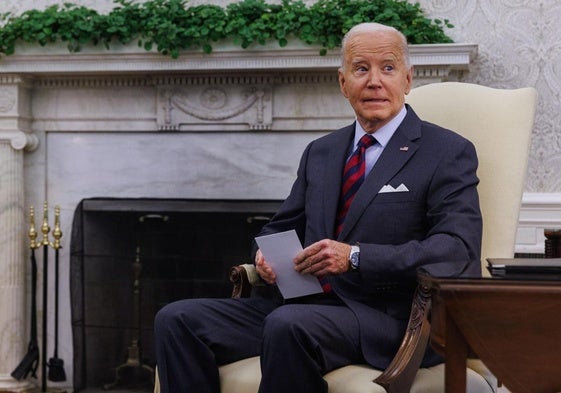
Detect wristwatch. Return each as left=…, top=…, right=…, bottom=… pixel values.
left=349, top=245, right=360, bottom=271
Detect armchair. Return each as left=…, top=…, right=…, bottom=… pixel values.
left=155, top=82, right=537, bottom=393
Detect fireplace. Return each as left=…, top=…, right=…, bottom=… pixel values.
left=70, top=198, right=281, bottom=391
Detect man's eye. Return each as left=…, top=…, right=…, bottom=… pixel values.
left=355, top=66, right=368, bottom=72
left=384, top=65, right=394, bottom=72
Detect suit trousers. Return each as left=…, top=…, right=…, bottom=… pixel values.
left=154, top=293, right=365, bottom=393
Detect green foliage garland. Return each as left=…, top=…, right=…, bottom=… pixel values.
left=0, top=0, right=454, bottom=58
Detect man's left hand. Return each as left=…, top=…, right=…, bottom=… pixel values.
left=294, top=239, right=352, bottom=276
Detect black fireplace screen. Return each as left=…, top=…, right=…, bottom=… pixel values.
left=70, top=198, right=280, bottom=391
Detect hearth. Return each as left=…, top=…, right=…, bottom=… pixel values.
left=69, top=198, right=281, bottom=391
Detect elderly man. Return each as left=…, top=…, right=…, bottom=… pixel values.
left=154, top=22, right=482, bottom=393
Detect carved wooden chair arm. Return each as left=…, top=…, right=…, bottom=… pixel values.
left=229, top=264, right=263, bottom=298
left=372, top=280, right=433, bottom=393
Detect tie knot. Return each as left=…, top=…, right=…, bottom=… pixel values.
left=358, top=134, right=376, bottom=149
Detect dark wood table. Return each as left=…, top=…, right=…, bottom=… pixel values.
left=420, top=273, right=561, bottom=393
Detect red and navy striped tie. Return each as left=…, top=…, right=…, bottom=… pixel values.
left=335, top=134, right=376, bottom=237
left=320, top=134, right=375, bottom=293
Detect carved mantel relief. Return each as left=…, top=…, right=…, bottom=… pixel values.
left=158, top=82, right=272, bottom=131
left=0, top=85, right=16, bottom=113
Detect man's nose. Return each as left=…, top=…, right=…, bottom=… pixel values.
left=366, top=70, right=382, bottom=88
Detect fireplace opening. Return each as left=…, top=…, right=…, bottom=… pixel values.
left=70, top=198, right=281, bottom=391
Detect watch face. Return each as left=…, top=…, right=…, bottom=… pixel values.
left=350, top=252, right=359, bottom=270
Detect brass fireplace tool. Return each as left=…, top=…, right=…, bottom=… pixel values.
left=11, top=206, right=40, bottom=381
left=11, top=203, right=67, bottom=392
left=103, top=242, right=155, bottom=390
left=47, top=206, right=67, bottom=383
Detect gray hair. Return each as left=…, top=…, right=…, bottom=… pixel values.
left=340, top=23, right=411, bottom=70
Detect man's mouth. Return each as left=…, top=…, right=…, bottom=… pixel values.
left=362, top=98, right=387, bottom=103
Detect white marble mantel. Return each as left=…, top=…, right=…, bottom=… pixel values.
left=1, top=41, right=477, bottom=75
left=0, top=42, right=476, bottom=390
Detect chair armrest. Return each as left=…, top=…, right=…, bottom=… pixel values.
left=373, top=280, right=432, bottom=393
left=229, top=264, right=263, bottom=298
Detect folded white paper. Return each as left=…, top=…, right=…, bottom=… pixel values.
left=255, top=230, right=323, bottom=299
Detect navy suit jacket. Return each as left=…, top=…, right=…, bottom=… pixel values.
left=257, top=105, right=482, bottom=368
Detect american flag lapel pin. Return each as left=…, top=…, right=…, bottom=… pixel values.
left=400, top=146, right=409, bottom=151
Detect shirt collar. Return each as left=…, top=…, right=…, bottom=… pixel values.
left=354, top=105, right=407, bottom=148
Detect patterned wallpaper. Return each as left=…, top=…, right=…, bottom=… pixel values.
left=2, top=0, right=559, bottom=192
left=417, top=0, right=560, bottom=192
left=1, top=0, right=116, bottom=13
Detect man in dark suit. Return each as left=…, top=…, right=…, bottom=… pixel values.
left=154, top=22, right=482, bottom=393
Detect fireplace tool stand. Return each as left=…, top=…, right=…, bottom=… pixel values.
left=104, top=230, right=155, bottom=390
left=12, top=204, right=67, bottom=393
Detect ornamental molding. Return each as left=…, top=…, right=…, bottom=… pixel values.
left=36, top=76, right=153, bottom=89
left=34, top=73, right=340, bottom=89
left=0, top=88, right=16, bottom=113
left=519, top=193, right=561, bottom=227
left=158, top=85, right=272, bottom=131
left=0, top=130, right=38, bottom=150
left=0, top=75, right=37, bottom=150
left=0, top=42, right=477, bottom=77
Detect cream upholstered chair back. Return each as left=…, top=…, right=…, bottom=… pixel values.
left=406, top=82, right=537, bottom=272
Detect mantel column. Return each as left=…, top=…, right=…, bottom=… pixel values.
left=0, top=75, right=38, bottom=391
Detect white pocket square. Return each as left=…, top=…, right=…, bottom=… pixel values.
left=378, top=183, right=410, bottom=193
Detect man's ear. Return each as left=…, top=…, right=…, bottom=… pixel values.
left=404, top=66, right=414, bottom=95
left=338, top=68, right=349, bottom=98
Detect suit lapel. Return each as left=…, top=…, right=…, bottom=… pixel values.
left=338, top=107, right=422, bottom=240
left=323, top=124, right=355, bottom=238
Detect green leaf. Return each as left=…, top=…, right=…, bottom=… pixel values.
left=0, top=0, right=454, bottom=57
